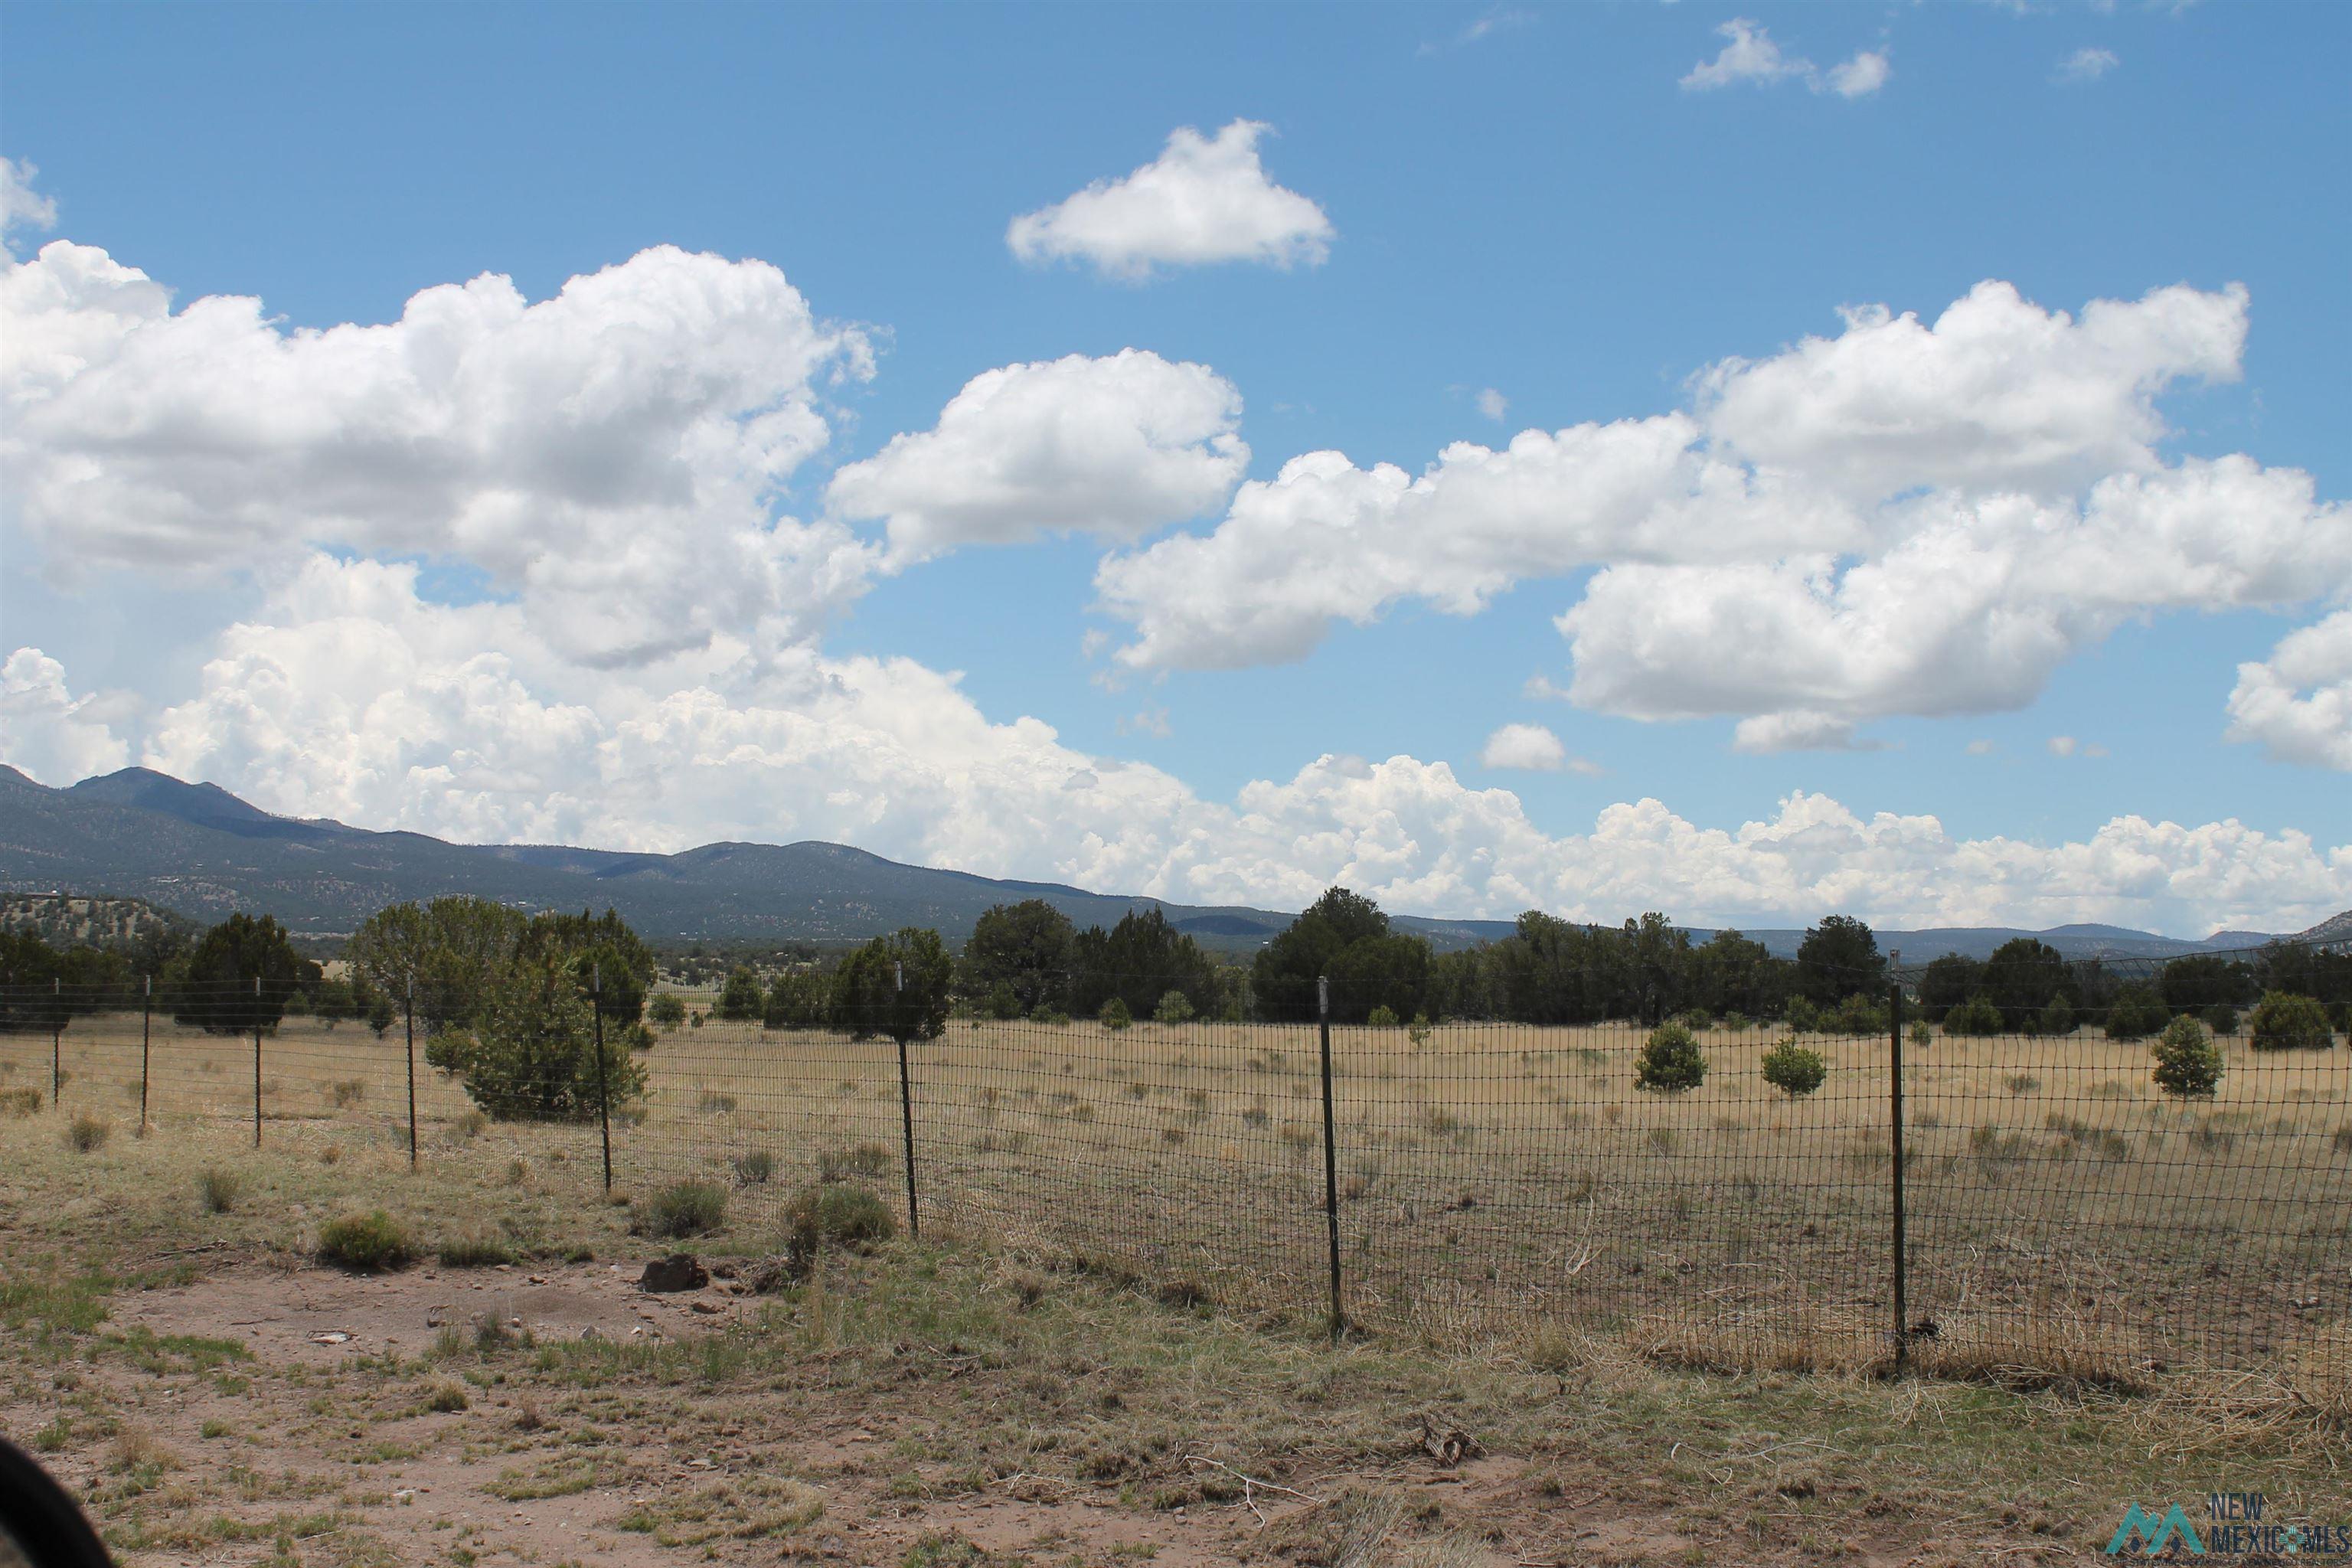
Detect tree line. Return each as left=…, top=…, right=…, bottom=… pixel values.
left=5, top=889, right=2344, bottom=1128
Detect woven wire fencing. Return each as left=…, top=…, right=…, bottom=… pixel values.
left=3, top=951, right=2346, bottom=1375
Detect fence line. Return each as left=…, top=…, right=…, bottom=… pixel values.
left=4, top=954, right=2347, bottom=1374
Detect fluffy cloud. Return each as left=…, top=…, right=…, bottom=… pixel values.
left=1095, top=414, right=1749, bottom=668
left=1095, top=279, right=2345, bottom=751
left=826, top=350, right=1247, bottom=564
left=0, top=648, right=129, bottom=784
left=1475, top=387, right=1509, bottom=423
left=1681, top=19, right=1811, bottom=90
left=2226, top=611, right=2352, bottom=770
left=1, top=240, right=877, bottom=668
left=1695, top=279, right=2246, bottom=497
left=0, top=157, right=57, bottom=249
left=1556, top=460, right=2347, bottom=731
left=2057, top=47, right=2119, bottom=84
left=1005, top=120, right=1334, bottom=279
left=42, top=556, right=2346, bottom=934
left=1479, top=724, right=1566, bottom=771
left=1824, top=50, right=1891, bottom=99
left=1680, top=21, right=1886, bottom=98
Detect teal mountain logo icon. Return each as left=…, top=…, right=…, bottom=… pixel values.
left=2106, top=1504, right=2207, bottom=1557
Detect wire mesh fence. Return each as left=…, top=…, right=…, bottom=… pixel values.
left=3, top=948, right=2346, bottom=1375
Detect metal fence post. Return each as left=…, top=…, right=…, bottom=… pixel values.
left=593, top=964, right=612, bottom=1196
left=51, top=975, right=62, bottom=1109
left=895, top=960, right=920, bottom=1239
left=139, top=976, right=152, bottom=1135
left=403, top=978, right=418, bottom=1172
left=252, top=975, right=263, bottom=1148
left=1888, top=978, right=1908, bottom=1370
left=1318, top=975, right=1343, bottom=1341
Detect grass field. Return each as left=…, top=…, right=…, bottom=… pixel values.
left=5, top=1005, right=2346, bottom=1375
left=3, top=1055, right=2349, bottom=1566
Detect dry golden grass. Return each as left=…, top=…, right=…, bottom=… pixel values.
left=7, top=1008, right=2346, bottom=1370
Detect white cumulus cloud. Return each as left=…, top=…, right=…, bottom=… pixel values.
left=1, top=157, right=57, bottom=250
left=1824, top=50, right=1891, bottom=99
left=1, top=240, right=877, bottom=668
left=826, top=350, right=1247, bottom=564
left=1681, top=19, right=1813, bottom=90
left=1093, top=278, right=2344, bottom=753
left=74, top=560, right=2352, bottom=933
left=0, top=647, right=130, bottom=784
left=1005, top=119, right=1334, bottom=279
left=1480, top=723, right=1566, bottom=771
left=2226, top=611, right=2352, bottom=770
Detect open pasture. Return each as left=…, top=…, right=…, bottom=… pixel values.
left=6, top=1008, right=2346, bottom=1370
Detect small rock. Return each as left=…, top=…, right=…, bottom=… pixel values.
left=639, top=1254, right=709, bottom=1293
left=690, top=1300, right=722, bottom=1315
left=528, top=1274, right=547, bottom=1285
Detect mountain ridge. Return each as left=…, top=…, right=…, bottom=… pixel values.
left=0, top=765, right=2338, bottom=961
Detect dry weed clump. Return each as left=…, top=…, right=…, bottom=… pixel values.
left=317, top=1210, right=416, bottom=1272
left=64, top=1113, right=110, bottom=1152
left=196, top=1166, right=243, bottom=1214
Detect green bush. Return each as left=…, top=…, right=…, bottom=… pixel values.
left=785, top=1182, right=897, bottom=1253
left=318, top=1210, right=415, bottom=1272
left=1634, top=1021, right=1707, bottom=1095
left=2103, top=985, right=2171, bottom=1042
left=1366, top=1004, right=1400, bottom=1028
left=2034, top=995, right=2075, bottom=1037
left=2150, top=1014, right=2224, bottom=1099
left=715, top=966, right=765, bottom=1021
left=648, top=993, right=686, bottom=1028
left=1407, top=1013, right=1432, bottom=1047
left=1908, top=1018, right=1931, bottom=1048
left=1783, top=996, right=1821, bottom=1034
left=1033, top=1008, right=1071, bottom=1027
left=425, top=956, right=648, bottom=1122
left=630, top=1181, right=728, bottom=1240
left=1099, top=997, right=1132, bottom=1031
left=2248, top=991, right=2334, bottom=1052
left=2201, top=1003, right=2239, bottom=1037
left=985, top=982, right=1021, bottom=1021
left=1943, top=995, right=2004, bottom=1037
left=733, top=1149, right=776, bottom=1186
left=1824, top=993, right=1887, bottom=1037
left=1153, top=990, right=1195, bottom=1025
left=1759, top=1039, right=1828, bottom=1097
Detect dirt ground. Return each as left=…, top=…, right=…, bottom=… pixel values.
left=3, top=1106, right=2347, bottom=1567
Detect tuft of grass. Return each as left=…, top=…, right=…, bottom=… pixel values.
left=785, top=1182, right=897, bottom=1253
left=435, top=1229, right=514, bottom=1268
left=732, top=1149, right=776, bottom=1186
left=317, top=1210, right=415, bottom=1272
left=197, top=1168, right=244, bottom=1215
left=1, top=1086, right=41, bottom=1117
left=328, top=1079, right=366, bottom=1108
left=631, top=1181, right=728, bottom=1240
left=422, top=1379, right=470, bottom=1413
left=65, top=1113, right=111, bottom=1153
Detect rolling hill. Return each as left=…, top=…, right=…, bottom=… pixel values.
left=0, top=765, right=2334, bottom=961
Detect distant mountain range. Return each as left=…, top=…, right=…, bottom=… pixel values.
left=0, top=765, right=2341, bottom=962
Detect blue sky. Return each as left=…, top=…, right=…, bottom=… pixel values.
left=2, top=2, right=2347, bottom=934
